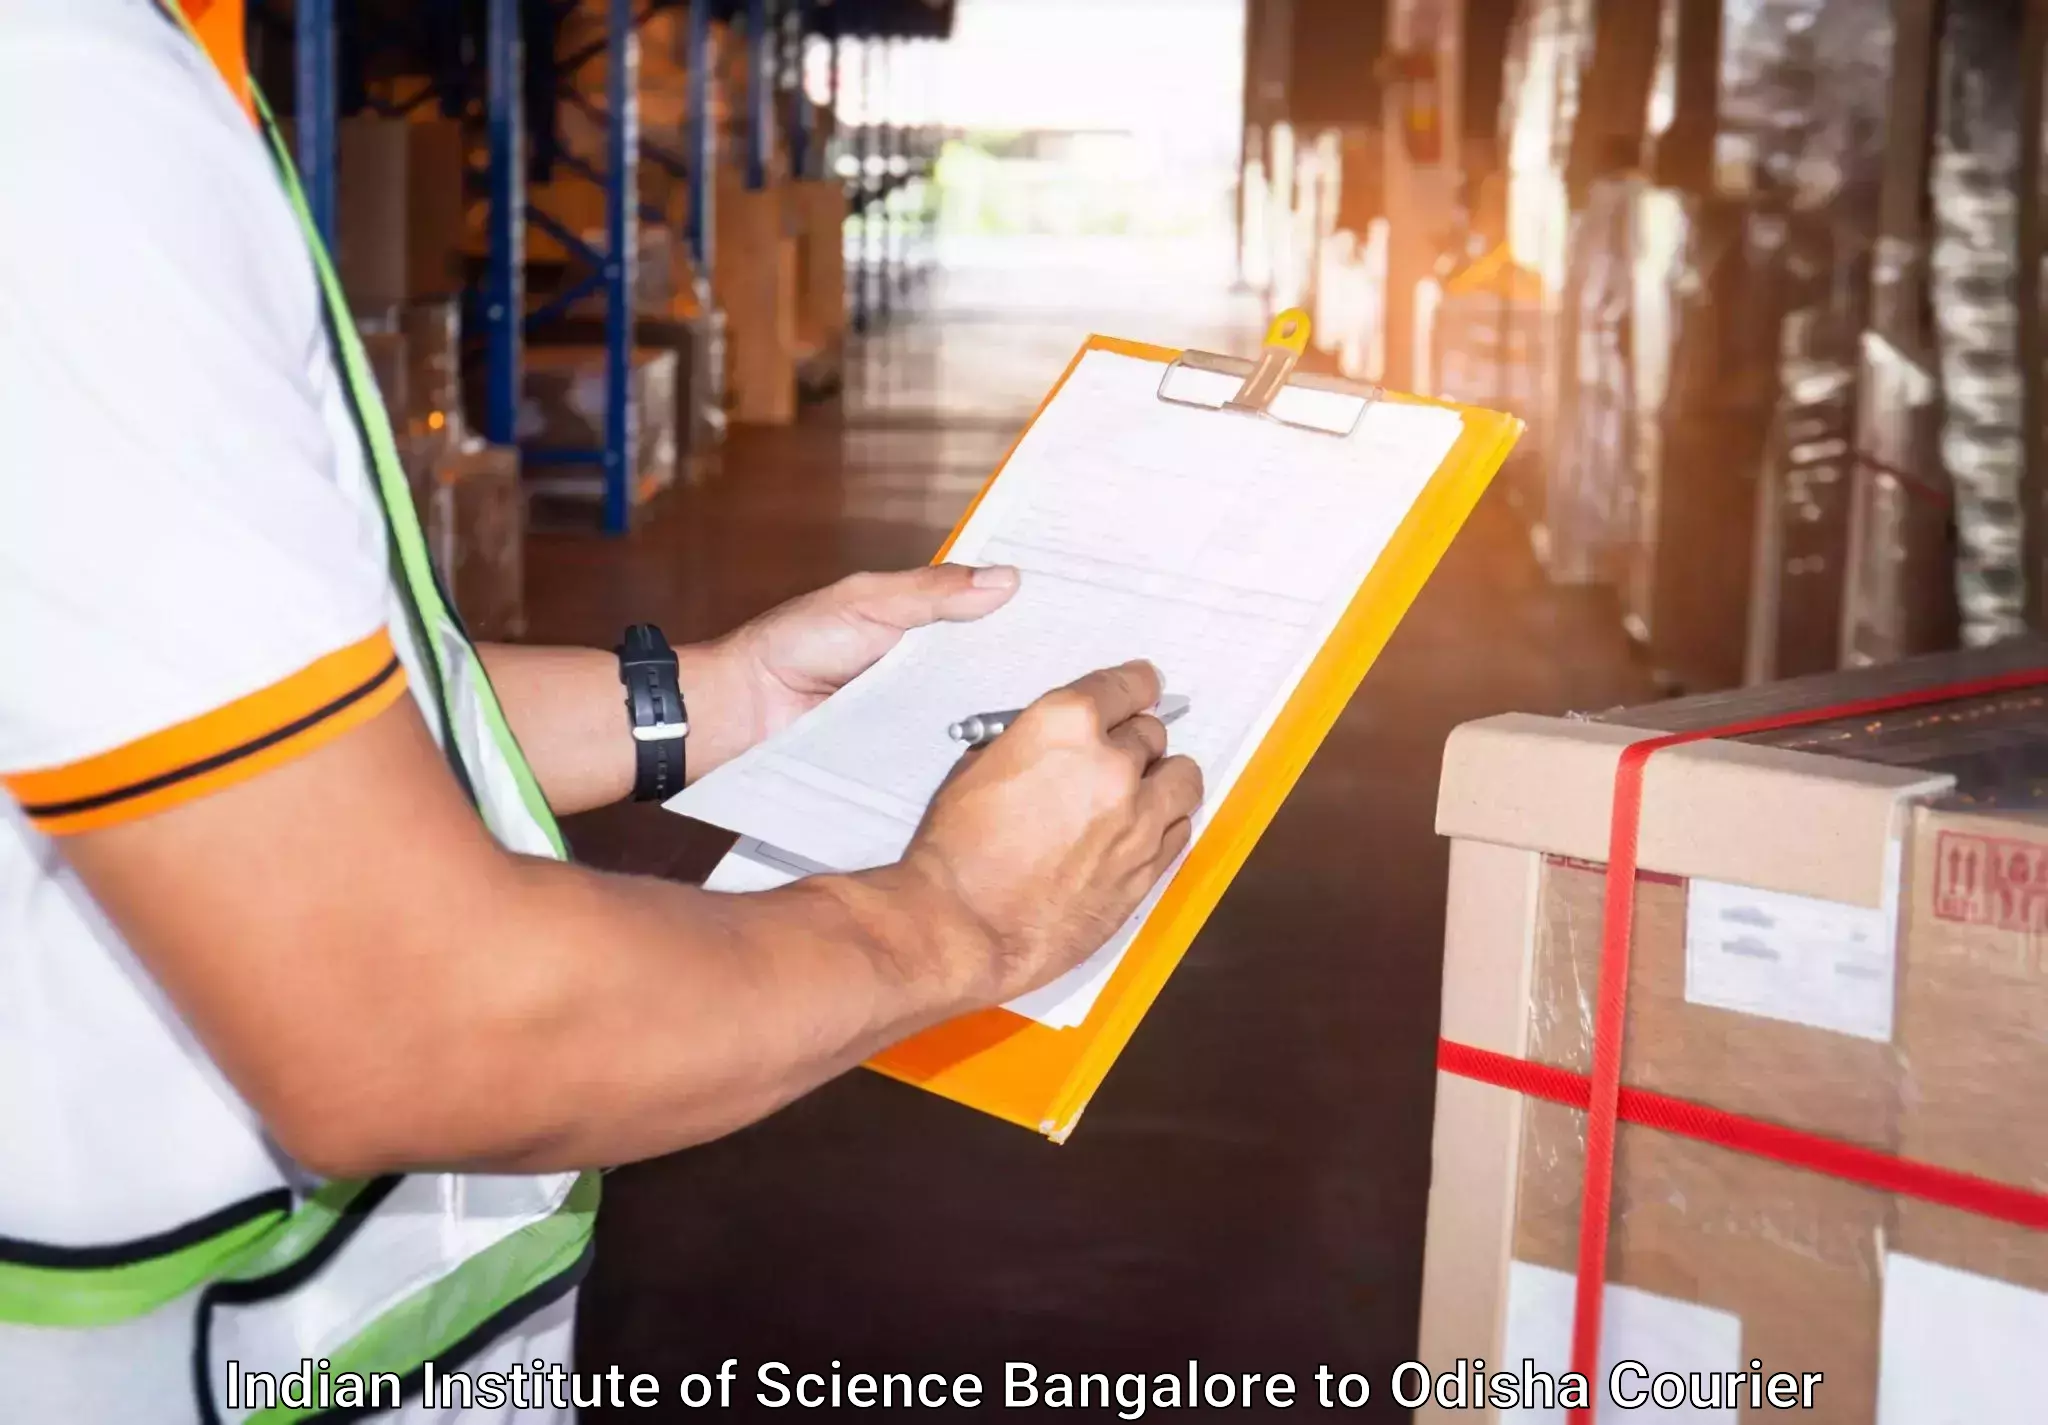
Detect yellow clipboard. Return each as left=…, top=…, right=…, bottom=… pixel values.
left=864, top=313, right=1525, bottom=1141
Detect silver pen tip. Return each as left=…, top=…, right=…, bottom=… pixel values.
left=947, top=721, right=966, bottom=741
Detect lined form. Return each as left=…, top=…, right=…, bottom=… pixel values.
left=672, top=348, right=1465, bottom=1029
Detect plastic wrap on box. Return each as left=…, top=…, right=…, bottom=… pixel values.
left=1616, top=186, right=1685, bottom=640
left=1732, top=0, right=1896, bottom=684
left=1501, top=0, right=1593, bottom=294
left=1840, top=0, right=1954, bottom=670
left=1513, top=856, right=1891, bottom=1422
left=1841, top=322, right=1957, bottom=668
left=1748, top=297, right=1863, bottom=681
left=1930, top=0, right=2029, bottom=647
left=1496, top=0, right=1594, bottom=526
left=422, top=443, right=525, bottom=642
left=1533, top=173, right=1639, bottom=586
left=1711, top=0, right=1895, bottom=208
left=1426, top=247, right=1546, bottom=424
left=1616, top=0, right=1900, bottom=689
left=517, top=346, right=680, bottom=507
left=683, top=304, right=728, bottom=483
left=400, top=300, right=463, bottom=446
left=1629, top=197, right=1776, bottom=689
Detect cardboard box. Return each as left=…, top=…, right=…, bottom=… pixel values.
left=426, top=443, right=525, bottom=642
left=791, top=179, right=848, bottom=353
left=1421, top=642, right=2048, bottom=1422
left=714, top=180, right=798, bottom=426
left=405, top=118, right=469, bottom=301
left=336, top=117, right=410, bottom=311
left=400, top=300, right=463, bottom=445
left=1894, top=801, right=2048, bottom=1273
left=516, top=345, right=679, bottom=508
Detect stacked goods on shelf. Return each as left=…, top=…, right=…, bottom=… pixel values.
left=420, top=445, right=528, bottom=641
left=1421, top=640, right=2048, bottom=1422
left=1840, top=0, right=1955, bottom=668
left=1613, top=0, right=1766, bottom=683
left=526, top=291, right=728, bottom=489
left=1493, top=0, right=1596, bottom=543
left=1413, top=0, right=1533, bottom=446
left=1375, top=18, right=1459, bottom=393
left=335, top=124, right=528, bottom=637
left=1619, top=187, right=1771, bottom=685
left=1928, top=0, right=2030, bottom=647
left=334, top=114, right=469, bottom=308
left=516, top=345, right=680, bottom=510
left=1534, top=165, right=1643, bottom=585
left=1607, top=0, right=1901, bottom=693
left=536, top=5, right=732, bottom=257
left=715, top=167, right=800, bottom=425
left=335, top=117, right=410, bottom=310
left=1312, top=125, right=1387, bottom=379
left=523, top=6, right=733, bottom=479
left=1737, top=0, right=1896, bottom=685
left=1240, top=0, right=1387, bottom=362
left=1523, top=0, right=1662, bottom=584
left=357, top=303, right=528, bottom=642
left=790, top=178, right=849, bottom=398
left=1420, top=241, right=1546, bottom=469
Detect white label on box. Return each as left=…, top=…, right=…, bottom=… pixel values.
left=1879, top=1253, right=2048, bottom=1424
left=1682, top=837, right=1902, bottom=1043
left=1501, top=1260, right=1740, bottom=1423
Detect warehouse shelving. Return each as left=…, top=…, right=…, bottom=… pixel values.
left=273, top=0, right=954, bottom=535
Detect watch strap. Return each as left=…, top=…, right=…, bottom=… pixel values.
left=617, top=624, right=686, bottom=802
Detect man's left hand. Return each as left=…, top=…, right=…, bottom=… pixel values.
left=701, top=564, right=1022, bottom=766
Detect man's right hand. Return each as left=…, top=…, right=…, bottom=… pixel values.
left=898, top=660, right=1206, bottom=1006
left=59, top=655, right=1204, bottom=1176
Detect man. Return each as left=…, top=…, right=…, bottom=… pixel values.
left=0, top=1, right=1202, bottom=1418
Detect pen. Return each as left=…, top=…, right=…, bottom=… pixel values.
left=949, top=694, right=1191, bottom=748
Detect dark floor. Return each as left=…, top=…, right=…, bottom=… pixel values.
left=525, top=254, right=1656, bottom=1420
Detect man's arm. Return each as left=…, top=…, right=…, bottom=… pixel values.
left=61, top=662, right=1199, bottom=1176
left=477, top=564, right=1024, bottom=817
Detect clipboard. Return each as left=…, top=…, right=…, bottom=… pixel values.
left=723, top=312, right=1523, bottom=1140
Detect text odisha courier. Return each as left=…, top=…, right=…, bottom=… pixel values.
left=222, top=1354, right=1828, bottom=1415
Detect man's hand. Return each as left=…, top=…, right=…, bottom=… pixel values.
left=701, top=564, right=1020, bottom=767
left=892, top=660, right=1205, bottom=1004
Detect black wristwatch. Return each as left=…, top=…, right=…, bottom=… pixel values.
left=616, top=624, right=687, bottom=802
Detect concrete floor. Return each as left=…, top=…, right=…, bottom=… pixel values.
left=527, top=250, right=1656, bottom=1419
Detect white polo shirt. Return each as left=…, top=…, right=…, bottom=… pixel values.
left=0, top=2, right=576, bottom=1418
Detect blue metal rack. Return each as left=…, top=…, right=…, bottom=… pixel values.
left=517, top=0, right=642, bottom=535
left=480, top=0, right=524, bottom=459
left=291, top=0, right=337, bottom=249
left=278, top=0, right=949, bottom=532
left=282, top=0, right=725, bottom=537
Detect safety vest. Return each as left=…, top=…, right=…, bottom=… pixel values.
left=1, top=6, right=600, bottom=1418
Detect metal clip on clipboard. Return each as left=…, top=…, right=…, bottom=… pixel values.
left=1154, top=308, right=1381, bottom=437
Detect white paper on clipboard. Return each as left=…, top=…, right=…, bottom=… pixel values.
left=671, top=348, right=1464, bottom=1029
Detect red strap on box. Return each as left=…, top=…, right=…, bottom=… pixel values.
left=1436, top=1039, right=2048, bottom=1230
left=1437, top=664, right=2048, bottom=1424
